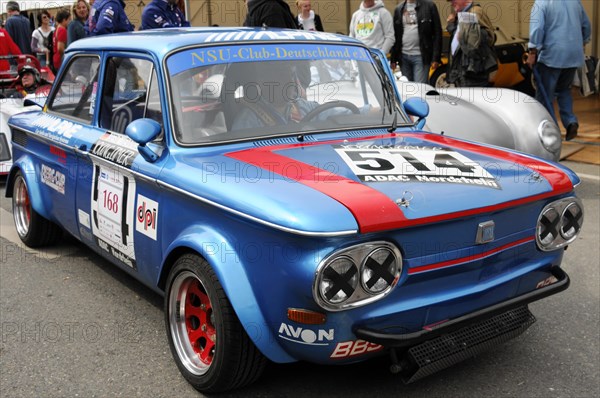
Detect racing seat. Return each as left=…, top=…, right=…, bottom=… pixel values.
left=222, top=62, right=263, bottom=132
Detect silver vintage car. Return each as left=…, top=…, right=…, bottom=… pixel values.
left=396, top=79, right=562, bottom=161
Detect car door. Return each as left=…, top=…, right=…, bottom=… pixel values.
left=72, top=53, right=167, bottom=285
left=33, top=54, right=101, bottom=237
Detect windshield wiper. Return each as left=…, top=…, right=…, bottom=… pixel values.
left=371, top=53, right=398, bottom=127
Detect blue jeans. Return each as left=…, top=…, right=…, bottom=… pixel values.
left=401, top=54, right=430, bottom=84
left=534, top=63, right=577, bottom=129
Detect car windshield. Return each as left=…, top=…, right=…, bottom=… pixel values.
left=167, top=43, right=409, bottom=145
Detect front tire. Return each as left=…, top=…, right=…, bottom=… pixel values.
left=165, top=254, right=267, bottom=393
left=12, top=171, right=62, bottom=247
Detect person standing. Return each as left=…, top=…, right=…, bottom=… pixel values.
left=391, top=0, right=442, bottom=83
left=31, top=10, right=54, bottom=66
left=349, top=0, right=395, bottom=55
left=141, top=0, right=190, bottom=30
left=243, top=0, right=298, bottom=29
left=0, top=27, right=21, bottom=71
left=89, top=0, right=134, bottom=36
left=296, top=0, right=324, bottom=32
left=52, top=9, right=71, bottom=72
left=446, top=0, right=497, bottom=87
left=527, top=0, right=591, bottom=141
left=4, top=1, right=33, bottom=54
left=68, top=0, right=90, bottom=45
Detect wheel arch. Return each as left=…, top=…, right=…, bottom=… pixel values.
left=158, top=227, right=295, bottom=364
left=6, top=160, right=52, bottom=220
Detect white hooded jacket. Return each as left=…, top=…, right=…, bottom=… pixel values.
left=349, top=0, right=395, bottom=54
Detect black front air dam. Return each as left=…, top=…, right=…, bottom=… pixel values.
left=353, top=267, right=569, bottom=382
left=401, top=305, right=535, bottom=382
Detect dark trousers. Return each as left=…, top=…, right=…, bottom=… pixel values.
left=534, top=63, right=577, bottom=129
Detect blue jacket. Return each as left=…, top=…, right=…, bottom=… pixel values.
left=89, top=0, right=134, bottom=36
left=528, top=0, right=591, bottom=68
left=141, top=0, right=190, bottom=30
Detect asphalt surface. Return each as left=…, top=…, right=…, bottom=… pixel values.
left=0, top=160, right=598, bottom=398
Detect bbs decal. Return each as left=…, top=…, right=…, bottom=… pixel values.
left=335, top=146, right=500, bottom=189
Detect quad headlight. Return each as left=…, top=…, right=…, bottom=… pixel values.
left=536, top=197, right=584, bottom=251
left=314, top=242, right=401, bottom=311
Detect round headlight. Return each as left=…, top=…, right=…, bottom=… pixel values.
left=319, top=256, right=358, bottom=304
left=538, top=120, right=561, bottom=154
left=538, top=207, right=560, bottom=247
left=560, top=202, right=583, bottom=240
left=361, top=247, right=399, bottom=294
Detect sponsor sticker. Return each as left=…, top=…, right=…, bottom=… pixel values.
left=136, top=194, right=158, bottom=240
left=91, top=163, right=136, bottom=269
left=278, top=323, right=334, bottom=346
left=50, top=146, right=67, bottom=165
left=32, top=114, right=82, bottom=144
left=40, top=164, right=65, bottom=194
left=536, top=275, right=558, bottom=289
left=78, top=209, right=91, bottom=229
left=168, top=42, right=360, bottom=76
left=335, top=145, right=500, bottom=189
left=330, top=339, right=383, bottom=359
left=91, top=133, right=138, bottom=167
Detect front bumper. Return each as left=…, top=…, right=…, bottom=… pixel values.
left=354, top=267, right=569, bottom=348
left=354, top=267, right=568, bottom=382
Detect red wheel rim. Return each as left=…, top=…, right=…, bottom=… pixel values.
left=184, top=279, right=216, bottom=365
left=168, top=270, right=217, bottom=376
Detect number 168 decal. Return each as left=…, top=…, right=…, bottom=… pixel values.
left=91, top=163, right=137, bottom=269
left=335, top=146, right=500, bottom=189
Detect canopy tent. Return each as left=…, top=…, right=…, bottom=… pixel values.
left=1, top=1, right=73, bottom=12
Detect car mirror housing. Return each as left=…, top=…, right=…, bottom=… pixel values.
left=126, top=118, right=162, bottom=163
left=403, top=97, right=429, bottom=129
left=23, top=98, right=44, bottom=108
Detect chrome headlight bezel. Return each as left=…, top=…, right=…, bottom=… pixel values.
left=537, top=119, right=562, bottom=154
left=536, top=197, right=584, bottom=251
left=313, top=241, right=402, bottom=312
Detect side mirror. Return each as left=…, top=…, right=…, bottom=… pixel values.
left=23, top=98, right=44, bottom=108
left=125, top=118, right=162, bottom=163
left=403, top=97, right=429, bottom=129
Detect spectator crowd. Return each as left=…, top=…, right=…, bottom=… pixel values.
left=0, top=0, right=592, bottom=140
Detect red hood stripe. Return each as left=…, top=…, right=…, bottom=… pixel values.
left=226, top=149, right=408, bottom=233
left=226, top=132, right=573, bottom=234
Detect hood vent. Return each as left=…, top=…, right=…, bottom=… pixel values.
left=12, top=129, right=28, bottom=147
left=254, top=135, right=316, bottom=147
left=345, top=128, right=388, bottom=138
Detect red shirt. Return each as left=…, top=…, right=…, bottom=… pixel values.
left=52, top=25, right=68, bottom=71
left=0, top=28, right=21, bottom=71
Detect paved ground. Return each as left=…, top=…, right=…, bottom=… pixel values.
left=0, top=161, right=598, bottom=398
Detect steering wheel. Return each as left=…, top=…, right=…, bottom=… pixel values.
left=301, top=100, right=360, bottom=122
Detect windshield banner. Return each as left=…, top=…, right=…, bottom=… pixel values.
left=167, top=44, right=371, bottom=76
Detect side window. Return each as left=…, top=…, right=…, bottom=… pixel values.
left=47, top=56, right=100, bottom=122
left=99, top=57, right=163, bottom=135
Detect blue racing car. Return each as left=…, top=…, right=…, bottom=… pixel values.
left=5, top=28, right=583, bottom=393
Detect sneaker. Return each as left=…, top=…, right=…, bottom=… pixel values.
left=566, top=123, right=578, bottom=141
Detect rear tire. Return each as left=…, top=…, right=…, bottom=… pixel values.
left=12, top=171, right=62, bottom=247
left=164, top=254, right=267, bottom=393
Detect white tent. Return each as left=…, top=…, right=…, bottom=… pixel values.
left=1, top=1, right=73, bottom=12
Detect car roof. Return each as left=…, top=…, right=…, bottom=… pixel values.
left=66, top=27, right=362, bottom=58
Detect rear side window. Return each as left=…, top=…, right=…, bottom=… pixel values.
left=47, top=55, right=101, bottom=122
